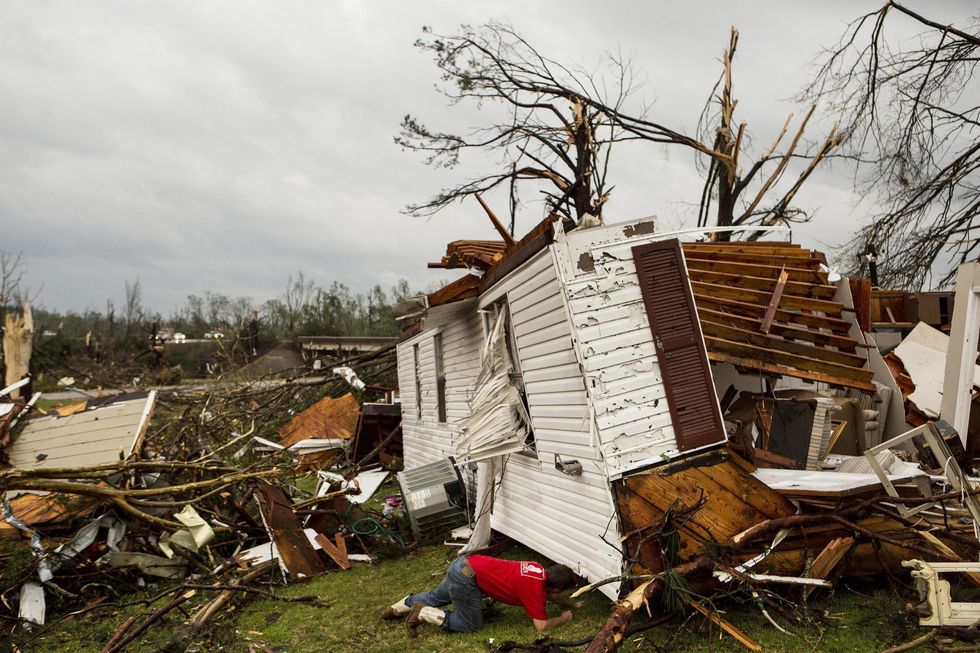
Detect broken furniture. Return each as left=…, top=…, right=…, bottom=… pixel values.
left=864, top=422, right=978, bottom=522
left=905, top=559, right=980, bottom=626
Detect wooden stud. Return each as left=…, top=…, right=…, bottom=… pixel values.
left=707, top=350, right=876, bottom=392
left=699, top=318, right=867, bottom=368
left=688, top=267, right=837, bottom=299
left=760, top=267, right=790, bottom=333
left=694, top=295, right=852, bottom=334
left=692, top=280, right=843, bottom=315
left=696, top=306, right=859, bottom=351
left=685, top=256, right=829, bottom=284
left=474, top=193, right=516, bottom=246
left=705, top=335, right=875, bottom=384
left=803, top=536, right=854, bottom=599
left=686, top=598, right=763, bottom=651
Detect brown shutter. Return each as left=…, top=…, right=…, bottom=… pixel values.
left=632, top=239, right=725, bottom=452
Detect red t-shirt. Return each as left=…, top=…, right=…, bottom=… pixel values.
left=468, top=555, right=548, bottom=620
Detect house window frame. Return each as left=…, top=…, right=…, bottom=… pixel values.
left=434, top=331, right=447, bottom=424
left=412, top=343, right=422, bottom=420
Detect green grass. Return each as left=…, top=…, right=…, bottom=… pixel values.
left=231, top=546, right=923, bottom=653
left=4, top=541, right=926, bottom=653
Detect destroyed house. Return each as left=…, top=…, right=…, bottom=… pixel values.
left=395, top=216, right=880, bottom=598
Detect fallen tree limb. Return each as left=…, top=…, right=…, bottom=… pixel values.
left=100, top=589, right=196, bottom=653
left=490, top=614, right=674, bottom=652
left=0, top=467, right=281, bottom=531
left=188, top=560, right=278, bottom=627
left=584, top=490, right=978, bottom=653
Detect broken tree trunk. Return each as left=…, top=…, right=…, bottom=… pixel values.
left=3, top=303, right=32, bottom=400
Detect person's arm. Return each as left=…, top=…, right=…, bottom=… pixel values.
left=532, top=610, right=573, bottom=632
left=547, top=591, right=584, bottom=609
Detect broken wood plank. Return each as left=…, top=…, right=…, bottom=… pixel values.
left=189, top=560, right=277, bottom=627
left=803, top=536, right=855, bottom=599
left=335, top=532, right=348, bottom=563
left=692, top=280, right=843, bottom=315
left=474, top=193, right=516, bottom=246
left=685, top=598, right=763, bottom=651
left=707, top=351, right=876, bottom=392
left=254, top=483, right=326, bottom=579
left=314, top=532, right=351, bottom=570
left=705, top=336, right=875, bottom=385
left=760, top=266, right=790, bottom=333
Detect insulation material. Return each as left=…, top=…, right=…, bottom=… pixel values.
left=455, top=309, right=530, bottom=463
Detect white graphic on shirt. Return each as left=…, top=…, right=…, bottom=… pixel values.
left=520, top=561, right=545, bottom=579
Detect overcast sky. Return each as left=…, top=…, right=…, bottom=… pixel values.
left=2, top=1, right=974, bottom=314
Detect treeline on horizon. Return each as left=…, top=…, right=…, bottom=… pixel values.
left=32, top=272, right=416, bottom=342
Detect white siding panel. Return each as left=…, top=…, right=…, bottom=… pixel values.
left=488, top=456, right=622, bottom=599
left=396, top=303, right=485, bottom=471
left=519, top=348, right=579, bottom=373
left=467, top=246, right=623, bottom=599
left=554, top=222, right=700, bottom=478
left=515, top=321, right=574, bottom=350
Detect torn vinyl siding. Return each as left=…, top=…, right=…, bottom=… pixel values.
left=554, top=221, right=719, bottom=478
left=477, top=248, right=624, bottom=599
left=479, top=250, right=598, bottom=463
left=456, top=307, right=532, bottom=462
left=396, top=302, right=483, bottom=470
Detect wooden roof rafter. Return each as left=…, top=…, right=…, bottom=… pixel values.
left=680, top=241, right=871, bottom=392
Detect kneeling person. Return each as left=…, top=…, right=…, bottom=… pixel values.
left=382, top=554, right=579, bottom=636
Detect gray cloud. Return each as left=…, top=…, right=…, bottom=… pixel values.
left=1, top=1, right=970, bottom=313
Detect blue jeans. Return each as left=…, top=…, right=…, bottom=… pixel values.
left=405, top=556, right=483, bottom=632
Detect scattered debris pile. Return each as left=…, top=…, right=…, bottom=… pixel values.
left=0, top=344, right=410, bottom=651
left=398, top=208, right=980, bottom=653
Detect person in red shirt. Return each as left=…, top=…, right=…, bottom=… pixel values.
left=382, top=554, right=581, bottom=636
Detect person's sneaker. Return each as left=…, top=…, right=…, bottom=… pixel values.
left=404, top=603, right=425, bottom=638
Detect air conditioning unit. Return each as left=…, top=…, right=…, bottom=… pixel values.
left=397, top=457, right=468, bottom=540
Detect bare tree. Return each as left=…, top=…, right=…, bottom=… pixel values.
left=400, top=23, right=842, bottom=238
left=397, top=23, right=727, bottom=229
left=696, top=29, right=843, bottom=239
left=123, top=277, right=144, bottom=342
left=805, top=1, right=980, bottom=288
left=0, top=252, right=25, bottom=309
